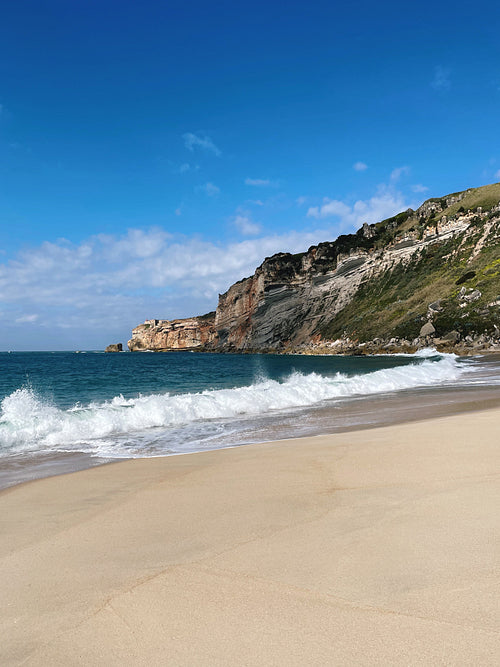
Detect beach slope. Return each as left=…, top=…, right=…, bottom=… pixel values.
left=1, top=409, right=500, bottom=665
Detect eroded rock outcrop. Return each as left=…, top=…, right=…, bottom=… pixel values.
left=128, top=314, right=217, bottom=351
left=214, top=246, right=373, bottom=350
left=105, top=343, right=123, bottom=352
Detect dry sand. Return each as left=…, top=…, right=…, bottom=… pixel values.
left=1, top=408, right=499, bottom=665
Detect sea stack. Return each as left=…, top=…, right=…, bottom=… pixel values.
left=105, top=343, right=123, bottom=352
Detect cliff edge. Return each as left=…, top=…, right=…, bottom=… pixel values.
left=129, top=183, right=500, bottom=354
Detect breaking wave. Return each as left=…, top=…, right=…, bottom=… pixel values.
left=0, top=352, right=463, bottom=458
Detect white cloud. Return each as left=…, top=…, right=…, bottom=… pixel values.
left=232, top=214, right=262, bottom=236
left=183, top=132, right=221, bottom=156
left=307, top=199, right=351, bottom=220
left=199, top=182, right=220, bottom=197
left=390, top=166, right=410, bottom=183
left=353, top=161, right=368, bottom=172
left=307, top=180, right=414, bottom=227
left=431, top=65, right=451, bottom=91
left=296, top=196, right=307, bottom=206
left=0, top=219, right=367, bottom=348
left=0, top=177, right=417, bottom=349
left=15, top=313, right=38, bottom=323
left=98, top=228, right=171, bottom=261
left=412, top=183, right=429, bottom=193
left=495, top=169, right=500, bottom=180
left=244, top=178, right=279, bottom=187
left=0, top=230, right=309, bottom=308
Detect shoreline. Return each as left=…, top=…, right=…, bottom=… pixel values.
left=124, top=344, right=500, bottom=355
left=2, top=406, right=500, bottom=664
left=2, top=380, right=500, bottom=492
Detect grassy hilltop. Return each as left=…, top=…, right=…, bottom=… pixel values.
left=319, top=183, right=500, bottom=344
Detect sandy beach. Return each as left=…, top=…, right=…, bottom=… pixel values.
left=1, top=408, right=499, bottom=665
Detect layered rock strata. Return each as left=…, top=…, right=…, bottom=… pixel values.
left=128, top=315, right=217, bottom=351
left=129, top=183, right=500, bottom=353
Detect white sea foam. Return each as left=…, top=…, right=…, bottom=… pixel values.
left=375, top=347, right=450, bottom=358
left=0, top=353, right=464, bottom=458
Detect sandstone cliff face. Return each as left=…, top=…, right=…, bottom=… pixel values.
left=129, top=183, right=500, bottom=352
left=214, top=187, right=500, bottom=350
left=128, top=315, right=217, bottom=351
left=214, top=247, right=372, bottom=349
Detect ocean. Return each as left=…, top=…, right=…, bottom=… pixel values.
left=1, top=349, right=500, bottom=489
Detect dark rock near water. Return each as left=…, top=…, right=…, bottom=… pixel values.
left=105, top=343, right=123, bottom=353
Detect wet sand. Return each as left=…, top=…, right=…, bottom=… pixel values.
left=1, top=408, right=500, bottom=665
left=3, top=381, right=500, bottom=492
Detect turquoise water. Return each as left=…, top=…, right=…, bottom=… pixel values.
left=0, top=350, right=499, bottom=487
left=0, top=350, right=454, bottom=408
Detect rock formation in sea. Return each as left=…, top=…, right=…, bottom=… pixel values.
left=128, top=183, right=500, bottom=354
left=105, top=343, right=123, bottom=352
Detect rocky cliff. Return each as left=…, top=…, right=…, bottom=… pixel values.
left=128, top=314, right=217, bottom=351
left=129, top=183, right=500, bottom=354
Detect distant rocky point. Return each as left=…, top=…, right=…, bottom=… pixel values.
left=128, top=183, right=500, bottom=355
left=105, top=343, right=123, bottom=353
left=128, top=315, right=216, bottom=352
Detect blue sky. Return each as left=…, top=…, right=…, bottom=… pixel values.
left=1, top=0, right=499, bottom=349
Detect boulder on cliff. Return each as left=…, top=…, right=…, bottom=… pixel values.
left=419, top=322, right=435, bottom=338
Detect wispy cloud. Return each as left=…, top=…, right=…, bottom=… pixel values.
left=183, top=132, right=221, bottom=156
left=353, top=161, right=368, bottom=172
left=307, top=178, right=414, bottom=227
left=0, top=177, right=418, bottom=348
left=15, top=313, right=38, bottom=323
left=412, top=183, right=429, bottom=193
left=244, top=178, right=279, bottom=187
left=232, top=212, right=262, bottom=236
left=174, top=162, right=200, bottom=174
left=0, top=226, right=340, bottom=345
left=198, top=182, right=220, bottom=197
left=307, top=200, right=351, bottom=220
left=390, top=166, right=410, bottom=183
left=431, top=65, right=451, bottom=92
left=3, top=211, right=397, bottom=348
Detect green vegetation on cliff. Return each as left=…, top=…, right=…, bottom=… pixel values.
left=319, top=184, right=500, bottom=343
left=130, top=182, right=500, bottom=353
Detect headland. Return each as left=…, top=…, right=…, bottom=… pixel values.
left=128, top=183, right=500, bottom=356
